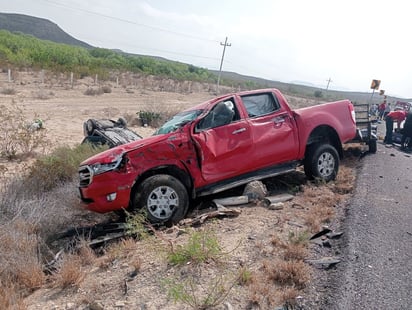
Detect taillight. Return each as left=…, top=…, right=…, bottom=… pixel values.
left=349, top=103, right=356, bottom=124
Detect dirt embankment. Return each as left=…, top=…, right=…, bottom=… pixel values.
left=0, top=70, right=357, bottom=310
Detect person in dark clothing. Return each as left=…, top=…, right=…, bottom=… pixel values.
left=384, top=109, right=408, bottom=144
left=400, top=112, right=412, bottom=150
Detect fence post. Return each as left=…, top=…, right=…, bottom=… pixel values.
left=8, top=69, right=11, bottom=82
left=70, top=72, right=74, bottom=89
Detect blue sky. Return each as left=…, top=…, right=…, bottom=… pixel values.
left=1, top=0, right=411, bottom=98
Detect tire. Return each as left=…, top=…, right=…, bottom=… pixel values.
left=368, top=139, right=377, bottom=153
left=85, top=119, right=98, bottom=136
left=117, top=117, right=127, bottom=128
left=304, top=143, right=339, bottom=181
left=132, top=174, right=189, bottom=224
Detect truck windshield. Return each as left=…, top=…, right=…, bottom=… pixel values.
left=155, top=109, right=203, bottom=135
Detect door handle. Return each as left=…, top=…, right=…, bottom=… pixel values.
left=273, top=115, right=287, bottom=124
left=232, top=127, right=246, bottom=134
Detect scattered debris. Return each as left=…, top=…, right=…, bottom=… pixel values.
left=180, top=205, right=241, bottom=226
left=263, top=194, right=294, bottom=205
left=326, top=231, right=344, bottom=239
left=306, top=256, right=341, bottom=269
left=213, top=196, right=249, bottom=206
left=309, top=227, right=332, bottom=240
left=287, top=221, right=304, bottom=228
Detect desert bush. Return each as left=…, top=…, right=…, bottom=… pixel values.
left=52, top=254, right=85, bottom=289
left=0, top=103, right=48, bottom=159
left=32, top=89, right=54, bottom=100
left=138, top=110, right=162, bottom=127
left=163, top=273, right=237, bottom=309
left=314, top=90, right=323, bottom=98
left=0, top=220, right=46, bottom=293
left=84, top=87, right=103, bottom=96
left=25, top=143, right=106, bottom=192
left=0, top=280, right=27, bottom=310
left=167, top=229, right=222, bottom=266
left=101, top=85, right=112, bottom=93
left=1, top=87, right=16, bottom=95
left=263, top=259, right=310, bottom=289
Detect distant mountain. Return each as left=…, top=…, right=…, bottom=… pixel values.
left=0, top=12, right=92, bottom=48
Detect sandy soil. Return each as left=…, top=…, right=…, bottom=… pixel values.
left=0, top=70, right=356, bottom=310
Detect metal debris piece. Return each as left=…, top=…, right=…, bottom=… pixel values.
left=326, top=231, right=344, bottom=239
left=213, top=196, right=249, bottom=206
left=263, top=194, right=294, bottom=206
left=306, top=256, right=341, bottom=269
left=309, top=227, right=332, bottom=240
left=180, top=204, right=241, bottom=226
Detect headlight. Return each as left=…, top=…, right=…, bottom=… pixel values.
left=90, top=155, right=123, bottom=175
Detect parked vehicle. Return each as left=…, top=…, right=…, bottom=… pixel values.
left=78, top=89, right=357, bottom=224
left=394, top=101, right=411, bottom=112
left=81, top=118, right=142, bottom=148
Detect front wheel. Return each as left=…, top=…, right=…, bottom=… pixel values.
left=131, top=174, right=189, bottom=224
left=304, top=143, right=339, bottom=181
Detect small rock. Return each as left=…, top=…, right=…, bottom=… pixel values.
left=115, top=301, right=126, bottom=307
left=267, top=202, right=284, bottom=210
left=89, top=301, right=105, bottom=310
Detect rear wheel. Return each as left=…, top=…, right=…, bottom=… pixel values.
left=132, top=174, right=189, bottom=224
left=368, top=139, right=377, bottom=153
left=304, top=143, right=339, bottom=181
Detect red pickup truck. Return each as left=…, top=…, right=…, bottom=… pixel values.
left=78, top=88, right=356, bottom=224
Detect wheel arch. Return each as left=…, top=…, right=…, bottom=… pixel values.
left=305, top=125, right=343, bottom=158
left=129, top=164, right=194, bottom=207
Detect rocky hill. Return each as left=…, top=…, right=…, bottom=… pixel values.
left=0, top=12, right=92, bottom=48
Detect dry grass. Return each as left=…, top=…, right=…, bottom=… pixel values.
left=264, top=259, right=310, bottom=289
left=0, top=281, right=27, bottom=310
left=52, top=254, right=85, bottom=289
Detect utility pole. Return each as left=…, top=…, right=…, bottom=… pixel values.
left=216, top=37, right=231, bottom=94
left=325, top=77, right=332, bottom=91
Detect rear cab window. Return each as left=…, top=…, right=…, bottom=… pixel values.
left=241, top=92, right=280, bottom=117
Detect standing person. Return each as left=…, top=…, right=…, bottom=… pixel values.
left=383, top=102, right=391, bottom=119
left=378, top=100, right=386, bottom=120
left=400, top=112, right=412, bottom=151
left=384, top=109, right=408, bottom=145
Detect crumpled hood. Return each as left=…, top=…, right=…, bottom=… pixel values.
left=80, top=134, right=171, bottom=165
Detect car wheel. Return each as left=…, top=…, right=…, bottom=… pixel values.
left=85, top=119, right=98, bottom=136
left=304, top=143, right=339, bottom=181
left=132, top=174, right=189, bottom=224
left=368, top=139, right=377, bottom=153
left=117, top=117, right=127, bottom=128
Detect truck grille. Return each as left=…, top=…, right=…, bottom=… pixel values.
left=79, top=165, right=93, bottom=187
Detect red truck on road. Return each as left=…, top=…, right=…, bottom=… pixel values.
left=78, top=88, right=357, bottom=224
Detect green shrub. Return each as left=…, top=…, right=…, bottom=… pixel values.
left=167, top=229, right=222, bottom=265
left=25, top=144, right=106, bottom=192
left=138, top=110, right=161, bottom=127
left=314, top=90, right=323, bottom=98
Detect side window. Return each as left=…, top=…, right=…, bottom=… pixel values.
left=241, top=93, right=280, bottom=117
left=196, top=99, right=238, bottom=131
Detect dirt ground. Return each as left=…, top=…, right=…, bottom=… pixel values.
left=0, top=70, right=358, bottom=309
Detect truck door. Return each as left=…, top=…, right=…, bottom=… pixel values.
left=240, top=92, right=299, bottom=168
left=191, top=99, right=254, bottom=183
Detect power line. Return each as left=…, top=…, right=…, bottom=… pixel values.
left=42, top=0, right=220, bottom=43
